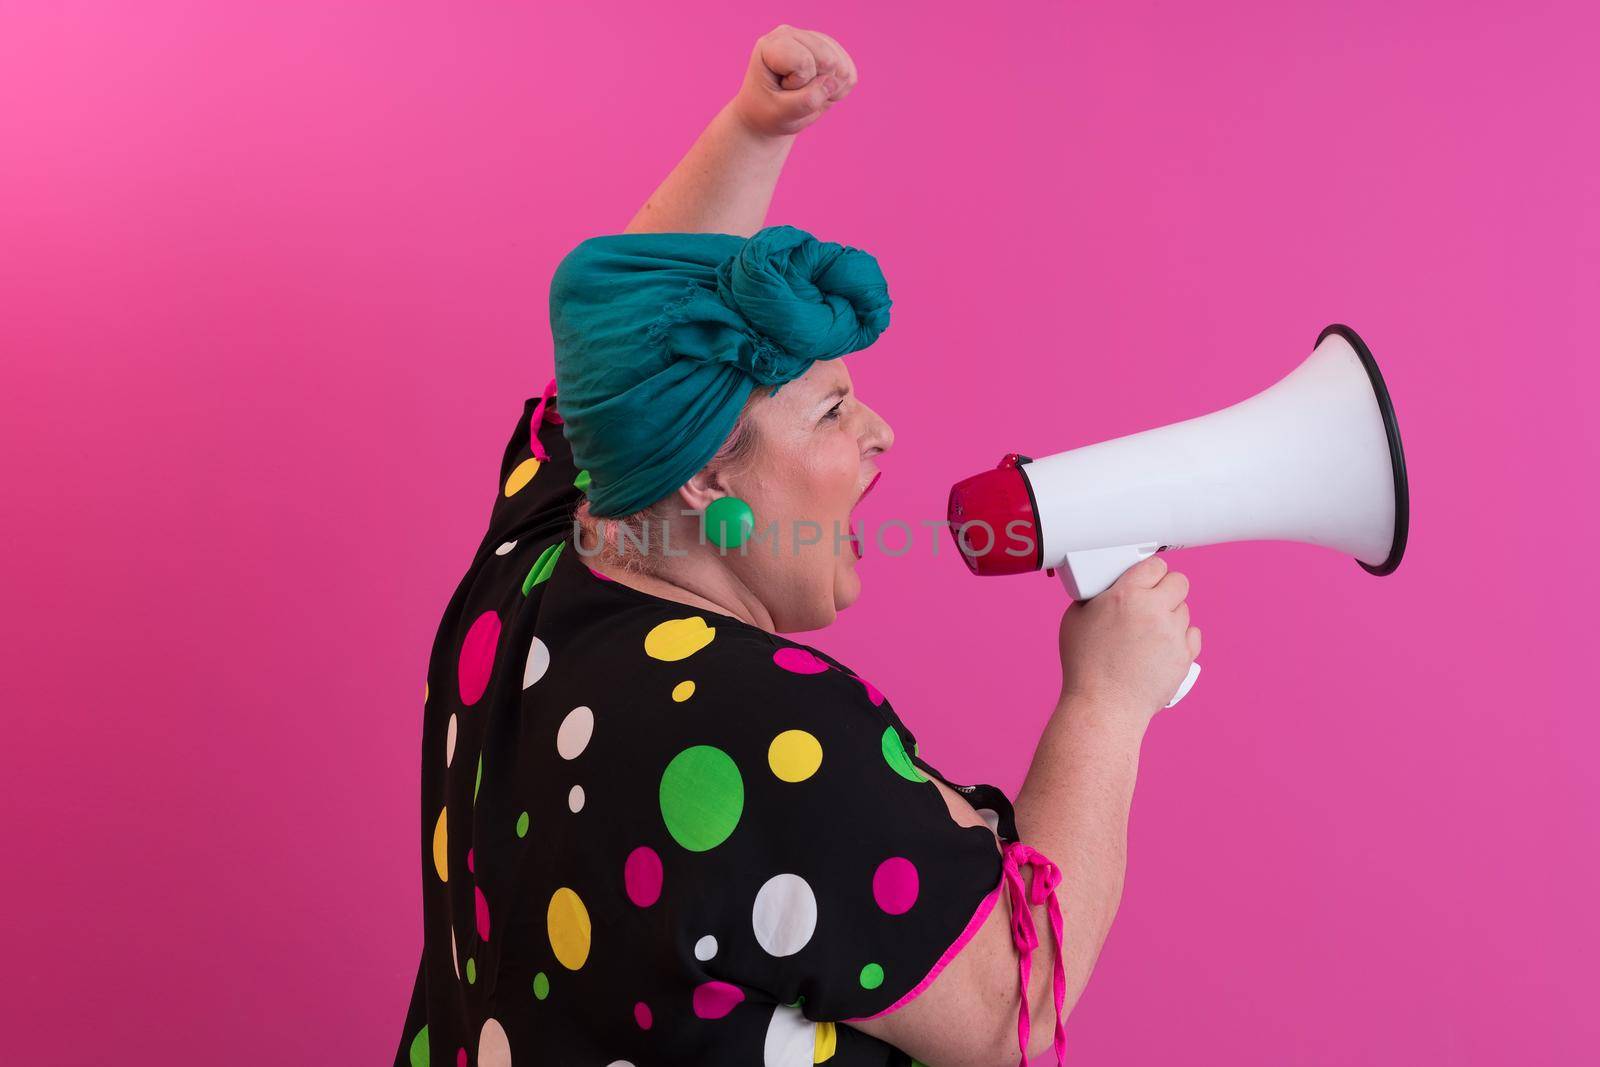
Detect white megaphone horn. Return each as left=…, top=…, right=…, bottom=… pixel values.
left=946, top=324, right=1410, bottom=709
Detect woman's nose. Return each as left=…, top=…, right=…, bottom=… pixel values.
left=864, top=408, right=894, bottom=458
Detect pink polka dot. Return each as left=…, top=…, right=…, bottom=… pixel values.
left=634, top=1001, right=653, bottom=1029
left=466, top=848, right=474, bottom=874
left=624, top=845, right=663, bottom=908
left=456, top=1050, right=467, bottom=1067
left=854, top=674, right=885, bottom=706
left=457, top=611, right=502, bottom=706
left=586, top=564, right=613, bottom=582
left=773, top=647, right=829, bottom=674
left=475, top=885, right=491, bottom=941
left=692, top=980, right=745, bottom=1019
left=872, top=856, right=920, bottom=915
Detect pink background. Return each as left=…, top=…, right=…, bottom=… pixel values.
left=3, top=2, right=1594, bottom=1063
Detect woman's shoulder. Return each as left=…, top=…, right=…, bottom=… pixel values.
left=479, top=384, right=586, bottom=555
left=545, top=569, right=893, bottom=725
left=630, top=600, right=891, bottom=717
left=539, top=542, right=881, bottom=698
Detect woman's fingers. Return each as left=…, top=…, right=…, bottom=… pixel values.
left=1115, top=553, right=1168, bottom=590
left=788, top=27, right=842, bottom=80
left=762, top=25, right=853, bottom=101
left=809, top=29, right=858, bottom=97
left=1156, top=567, right=1190, bottom=611
left=737, top=25, right=858, bottom=136
left=756, top=26, right=817, bottom=90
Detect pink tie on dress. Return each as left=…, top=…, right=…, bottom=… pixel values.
left=1000, top=840, right=1067, bottom=1066
left=527, top=376, right=561, bottom=461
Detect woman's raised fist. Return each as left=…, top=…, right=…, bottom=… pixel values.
left=731, top=25, right=858, bottom=138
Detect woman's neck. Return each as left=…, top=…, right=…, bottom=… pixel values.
left=594, top=549, right=776, bottom=633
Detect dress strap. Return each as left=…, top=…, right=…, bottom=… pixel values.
left=1000, top=840, right=1067, bottom=1066
left=528, top=376, right=561, bottom=460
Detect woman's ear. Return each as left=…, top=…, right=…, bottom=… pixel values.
left=676, top=467, right=727, bottom=516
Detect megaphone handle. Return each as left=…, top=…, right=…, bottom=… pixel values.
left=1059, top=545, right=1203, bottom=709
left=1166, top=660, right=1201, bottom=708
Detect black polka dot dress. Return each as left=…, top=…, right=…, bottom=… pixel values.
left=394, top=383, right=1064, bottom=1067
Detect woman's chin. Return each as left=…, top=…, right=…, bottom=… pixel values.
left=833, top=555, right=862, bottom=611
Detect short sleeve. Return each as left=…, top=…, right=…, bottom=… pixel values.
left=674, top=634, right=1006, bottom=1025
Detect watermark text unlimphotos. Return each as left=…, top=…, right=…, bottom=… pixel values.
left=571, top=498, right=1036, bottom=561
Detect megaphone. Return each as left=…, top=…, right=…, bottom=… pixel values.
left=946, top=324, right=1409, bottom=708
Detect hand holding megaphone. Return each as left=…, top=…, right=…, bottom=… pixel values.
left=1058, top=553, right=1203, bottom=715
left=947, top=324, right=1410, bottom=709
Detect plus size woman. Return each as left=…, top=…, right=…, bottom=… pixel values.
left=395, top=25, right=1201, bottom=1067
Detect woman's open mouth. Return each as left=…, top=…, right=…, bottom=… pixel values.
left=848, top=472, right=880, bottom=560
left=853, top=471, right=881, bottom=511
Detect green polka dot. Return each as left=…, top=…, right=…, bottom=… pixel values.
left=407, top=1025, right=429, bottom=1067
left=466, top=957, right=477, bottom=984
left=860, top=962, right=884, bottom=989
left=475, top=753, right=483, bottom=801
left=523, top=541, right=565, bottom=594
left=516, top=811, right=529, bottom=838
left=659, top=745, right=744, bottom=851
left=533, top=971, right=550, bottom=1000
left=574, top=469, right=591, bottom=492
left=881, top=726, right=926, bottom=783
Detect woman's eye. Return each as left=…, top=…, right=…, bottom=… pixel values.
left=822, top=401, right=844, bottom=422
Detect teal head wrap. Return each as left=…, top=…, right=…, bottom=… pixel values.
left=548, top=224, right=893, bottom=517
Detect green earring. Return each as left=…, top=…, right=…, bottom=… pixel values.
left=704, top=496, right=754, bottom=550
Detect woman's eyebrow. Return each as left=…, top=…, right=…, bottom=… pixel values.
left=816, top=384, right=849, bottom=408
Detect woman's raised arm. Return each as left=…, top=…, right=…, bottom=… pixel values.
left=624, top=25, right=857, bottom=237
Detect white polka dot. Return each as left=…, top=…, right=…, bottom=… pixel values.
left=478, top=1018, right=512, bottom=1067
left=446, top=714, right=458, bottom=767
left=751, top=873, right=817, bottom=957
left=568, top=784, right=585, bottom=813
left=763, top=1003, right=815, bottom=1067
left=556, top=705, right=594, bottom=760
left=605, top=1062, right=635, bottom=1067
left=523, top=636, right=550, bottom=689
left=694, top=934, right=718, bottom=961
left=451, top=927, right=461, bottom=980
left=495, top=540, right=518, bottom=556
left=977, top=807, right=1000, bottom=833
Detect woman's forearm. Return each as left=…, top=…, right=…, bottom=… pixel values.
left=624, top=100, right=796, bottom=237
left=1011, top=690, right=1149, bottom=1029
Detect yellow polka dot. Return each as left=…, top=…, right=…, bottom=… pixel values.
left=548, top=887, right=591, bottom=970
left=644, top=617, right=716, bottom=661
left=432, top=807, right=448, bottom=882
left=814, top=1020, right=837, bottom=1062
left=671, top=680, right=696, bottom=702
left=424, top=681, right=429, bottom=704
left=504, top=457, right=541, bottom=497
left=768, top=729, right=823, bottom=783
